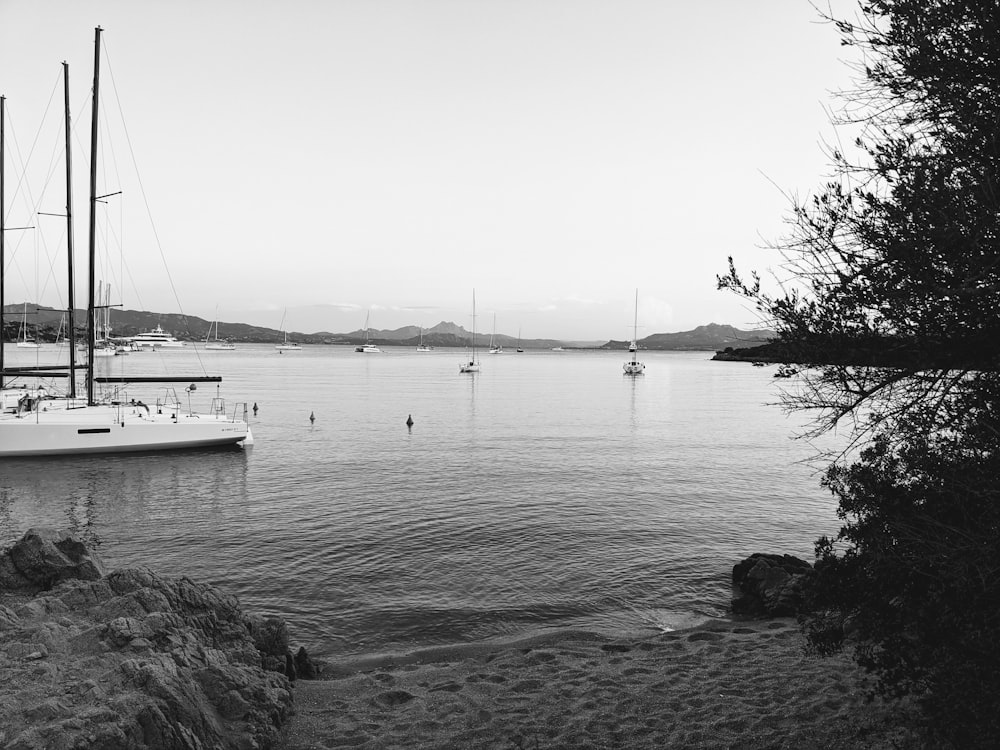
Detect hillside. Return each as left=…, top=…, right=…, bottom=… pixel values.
left=604, top=323, right=773, bottom=352
left=2, top=305, right=771, bottom=351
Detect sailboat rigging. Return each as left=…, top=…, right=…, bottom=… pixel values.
left=0, top=28, right=252, bottom=456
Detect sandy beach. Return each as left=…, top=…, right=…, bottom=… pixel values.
left=278, top=617, right=917, bottom=749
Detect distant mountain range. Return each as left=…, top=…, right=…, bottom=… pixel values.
left=2, top=304, right=773, bottom=351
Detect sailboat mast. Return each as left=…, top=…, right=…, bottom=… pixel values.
left=64, top=63, right=78, bottom=397
left=1, top=95, right=6, bottom=388
left=633, top=288, right=639, bottom=342
left=86, top=27, right=101, bottom=405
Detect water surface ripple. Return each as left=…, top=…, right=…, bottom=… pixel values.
left=0, top=346, right=838, bottom=657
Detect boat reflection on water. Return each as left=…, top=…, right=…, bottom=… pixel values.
left=0, top=449, right=250, bottom=568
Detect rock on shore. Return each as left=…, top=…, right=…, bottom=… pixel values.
left=0, top=528, right=298, bottom=749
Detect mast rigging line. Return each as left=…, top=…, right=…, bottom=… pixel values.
left=98, top=36, right=210, bottom=377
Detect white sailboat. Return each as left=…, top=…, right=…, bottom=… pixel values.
left=516, top=327, right=523, bottom=353
left=355, top=311, right=381, bottom=353
left=488, top=314, right=503, bottom=354
left=205, top=308, right=236, bottom=351
left=416, top=327, right=433, bottom=352
left=623, top=288, right=646, bottom=375
left=275, top=309, right=302, bottom=352
left=459, top=290, right=481, bottom=373
left=16, top=304, right=40, bottom=348
left=0, top=32, right=252, bottom=457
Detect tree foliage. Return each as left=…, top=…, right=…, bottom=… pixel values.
left=719, top=1, right=1000, bottom=745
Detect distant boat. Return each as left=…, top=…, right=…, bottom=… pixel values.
left=129, top=324, right=185, bottom=348
left=276, top=308, right=302, bottom=351
left=16, top=304, right=40, bottom=349
left=416, top=328, right=433, bottom=352
left=92, top=281, right=117, bottom=357
left=205, top=308, right=236, bottom=351
left=516, top=327, right=523, bottom=353
left=488, top=313, right=503, bottom=354
left=551, top=347, right=565, bottom=352
left=623, top=288, right=645, bottom=375
left=355, top=310, right=381, bottom=353
left=459, top=291, right=480, bottom=373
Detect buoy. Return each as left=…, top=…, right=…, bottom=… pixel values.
left=252, top=402, right=258, bottom=416
left=406, top=414, right=414, bottom=427
left=309, top=411, right=315, bottom=424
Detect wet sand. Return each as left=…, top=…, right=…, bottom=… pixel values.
left=278, top=617, right=917, bottom=749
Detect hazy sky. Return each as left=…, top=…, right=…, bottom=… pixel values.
left=1, top=0, right=860, bottom=341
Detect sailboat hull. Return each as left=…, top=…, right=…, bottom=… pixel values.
left=0, top=402, right=250, bottom=456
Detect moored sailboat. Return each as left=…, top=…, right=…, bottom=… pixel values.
left=459, top=290, right=481, bottom=373
left=355, top=311, right=381, bottom=353
left=205, top=308, right=236, bottom=351
left=623, top=288, right=645, bottom=375
left=0, top=29, right=252, bottom=457
left=275, top=309, right=302, bottom=351
left=16, top=304, right=40, bottom=348
left=488, top=313, right=503, bottom=354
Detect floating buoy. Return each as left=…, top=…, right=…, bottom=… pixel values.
left=406, top=414, right=414, bottom=428
left=252, top=402, right=258, bottom=416
left=309, top=411, right=315, bottom=424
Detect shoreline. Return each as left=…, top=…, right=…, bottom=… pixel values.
left=280, top=616, right=918, bottom=750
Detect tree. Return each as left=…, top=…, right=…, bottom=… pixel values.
left=719, top=2, right=1000, bottom=745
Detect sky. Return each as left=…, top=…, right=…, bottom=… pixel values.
left=1, top=0, right=862, bottom=342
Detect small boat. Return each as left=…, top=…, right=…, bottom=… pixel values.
left=488, top=314, right=503, bottom=354
left=623, top=289, right=646, bottom=375
left=355, top=311, right=381, bottom=353
left=459, top=290, right=480, bottom=373
left=416, top=328, right=433, bottom=352
left=275, top=309, right=302, bottom=351
left=516, top=327, right=523, bottom=353
left=16, top=304, right=40, bottom=349
left=205, top=309, right=236, bottom=351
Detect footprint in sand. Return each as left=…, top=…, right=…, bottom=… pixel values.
left=600, top=644, right=631, bottom=653
left=374, top=690, right=415, bottom=707
left=429, top=681, right=463, bottom=693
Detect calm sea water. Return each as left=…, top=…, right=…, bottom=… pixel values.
left=0, top=344, right=840, bottom=658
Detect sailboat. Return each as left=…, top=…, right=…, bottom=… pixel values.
left=516, top=327, right=524, bottom=353
left=416, top=327, right=433, bottom=352
left=0, top=30, right=252, bottom=457
left=355, top=311, right=381, bottom=353
left=275, top=308, right=302, bottom=351
left=16, top=304, right=40, bottom=348
left=623, top=288, right=646, bottom=375
left=488, top=314, right=503, bottom=354
left=205, top=308, right=236, bottom=351
left=459, top=291, right=481, bottom=373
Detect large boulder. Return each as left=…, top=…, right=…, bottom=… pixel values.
left=0, top=527, right=106, bottom=592
left=732, top=553, right=813, bottom=617
left=0, top=529, right=297, bottom=749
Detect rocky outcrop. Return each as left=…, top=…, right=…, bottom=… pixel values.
left=0, top=527, right=106, bottom=592
left=0, top=528, right=304, bottom=749
left=732, top=553, right=813, bottom=617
